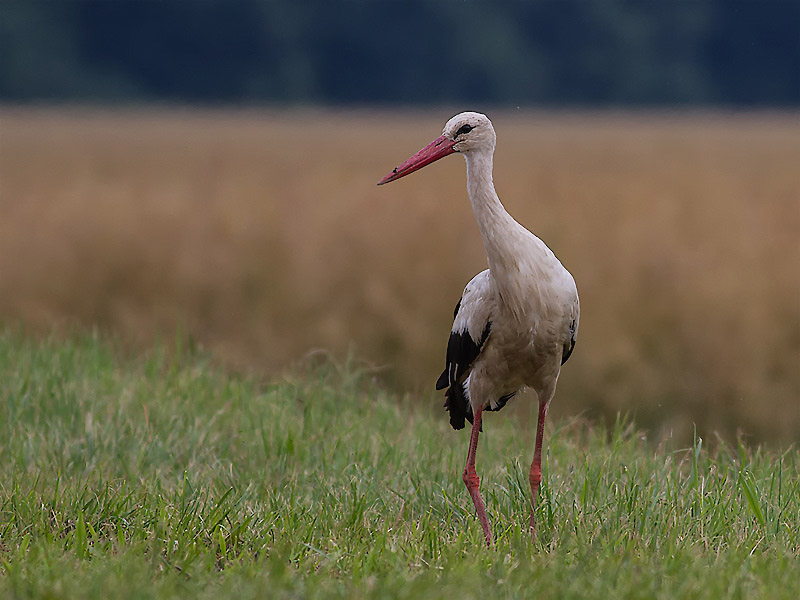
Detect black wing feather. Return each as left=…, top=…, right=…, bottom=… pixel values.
left=561, top=319, right=577, bottom=365
left=437, top=297, right=512, bottom=430
left=435, top=322, right=490, bottom=392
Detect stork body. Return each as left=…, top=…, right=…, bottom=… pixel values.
left=378, top=112, right=579, bottom=546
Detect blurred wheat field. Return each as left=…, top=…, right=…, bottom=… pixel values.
left=1, top=107, right=798, bottom=441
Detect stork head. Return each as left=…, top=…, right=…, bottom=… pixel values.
left=377, top=111, right=495, bottom=185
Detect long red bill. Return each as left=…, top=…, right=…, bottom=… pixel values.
left=377, top=135, right=457, bottom=185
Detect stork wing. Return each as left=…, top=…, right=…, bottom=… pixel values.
left=435, top=299, right=491, bottom=391
left=561, top=295, right=580, bottom=365
left=436, top=270, right=495, bottom=430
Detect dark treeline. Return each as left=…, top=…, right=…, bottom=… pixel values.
left=2, top=0, right=798, bottom=106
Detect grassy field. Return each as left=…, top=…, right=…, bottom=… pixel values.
left=1, top=108, right=799, bottom=443
left=1, top=330, right=798, bottom=599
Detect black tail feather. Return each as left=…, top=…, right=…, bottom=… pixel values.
left=442, top=383, right=515, bottom=432
left=490, top=392, right=516, bottom=412
left=443, top=383, right=468, bottom=430
left=435, top=368, right=449, bottom=391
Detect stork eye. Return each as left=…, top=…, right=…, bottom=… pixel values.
left=455, top=124, right=474, bottom=137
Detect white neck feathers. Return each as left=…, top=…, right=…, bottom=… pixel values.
left=465, top=150, right=560, bottom=322
left=464, top=150, right=515, bottom=241
left=463, top=150, right=535, bottom=320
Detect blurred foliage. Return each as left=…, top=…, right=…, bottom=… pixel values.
left=1, top=0, right=798, bottom=106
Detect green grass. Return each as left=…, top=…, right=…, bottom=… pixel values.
left=1, top=329, right=798, bottom=599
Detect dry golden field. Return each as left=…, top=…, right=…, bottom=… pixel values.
left=1, top=107, right=798, bottom=442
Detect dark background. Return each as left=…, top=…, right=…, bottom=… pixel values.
left=2, top=0, right=799, bottom=107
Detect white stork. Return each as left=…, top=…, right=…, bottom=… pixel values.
left=378, top=112, right=579, bottom=546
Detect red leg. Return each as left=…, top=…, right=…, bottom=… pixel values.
left=529, top=400, right=548, bottom=539
left=463, top=406, right=492, bottom=547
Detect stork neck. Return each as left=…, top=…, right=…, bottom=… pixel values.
left=464, top=149, right=538, bottom=321
left=464, top=150, right=520, bottom=260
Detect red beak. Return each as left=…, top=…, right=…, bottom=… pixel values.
left=377, top=135, right=457, bottom=185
